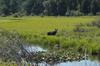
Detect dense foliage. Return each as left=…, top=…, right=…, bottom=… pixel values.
left=0, top=29, right=25, bottom=62
left=0, top=0, right=100, bottom=16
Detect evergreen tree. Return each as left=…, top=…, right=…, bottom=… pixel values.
left=9, top=0, right=18, bottom=14
left=56, top=0, right=67, bottom=16
left=81, top=0, right=90, bottom=15
left=0, top=0, right=10, bottom=15
left=91, top=0, right=98, bottom=15
left=0, top=0, right=99, bottom=16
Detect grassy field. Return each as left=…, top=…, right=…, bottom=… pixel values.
left=0, top=16, right=98, bottom=35
left=0, top=16, right=100, bottom=55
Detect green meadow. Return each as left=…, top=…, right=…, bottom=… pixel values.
left=0, top=16, right=100, bottom=55
left=0, top=16, right=98, bottom=34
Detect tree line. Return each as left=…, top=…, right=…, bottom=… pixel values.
left=0, top=0, right=100, bottom=16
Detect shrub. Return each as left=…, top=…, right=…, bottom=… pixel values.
left=0, top=29, right=24, bottom=62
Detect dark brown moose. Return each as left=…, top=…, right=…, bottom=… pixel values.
left=47, top=29, right=58, bottom=35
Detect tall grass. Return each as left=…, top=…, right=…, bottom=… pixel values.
left=0, top=16, right=98, bottom=34
left=0, top=16, right=100, bottom=55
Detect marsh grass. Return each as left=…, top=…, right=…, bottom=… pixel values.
left=0, top=16, right=100, bottom=55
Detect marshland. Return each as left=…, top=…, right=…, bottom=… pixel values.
left=0, top=0, right=100, bottom=65
left=0, top=16, right=100, bottom=66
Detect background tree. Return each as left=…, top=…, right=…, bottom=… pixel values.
left=0, top=0, right=10, bottom=16
left=0, top=0, right=100, bottom=16
left=91, top=0, right=98, bottom=15
left=9, top=0, right=18, bottom=14
left=81, top=0, right=91, bottom=15
left=57, top=0, right=67, bottom=16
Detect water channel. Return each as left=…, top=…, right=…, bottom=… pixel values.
left=21, top=45, right=100, bottom=66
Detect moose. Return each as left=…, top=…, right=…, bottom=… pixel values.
left=47, top=29, right=58, bottom=35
